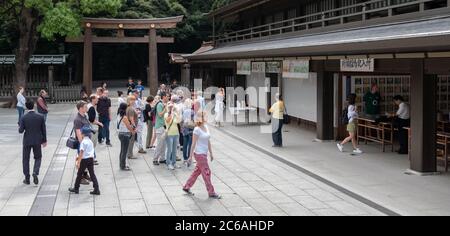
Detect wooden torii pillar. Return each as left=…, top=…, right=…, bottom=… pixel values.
left=66, top=16, right=184, bottom=95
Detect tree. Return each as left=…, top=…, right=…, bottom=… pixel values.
left=0, top=0, right=122, bottom=106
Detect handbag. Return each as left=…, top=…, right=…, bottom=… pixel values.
left=161, top=116, right=175, bottom=140
left=66, top=128, right=79, bottom=150
left=283, top=103, right=291, bottom=125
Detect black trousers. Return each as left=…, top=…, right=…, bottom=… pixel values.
left=272, top=118, right=284, bottom=146
left=74, top=158, right=99, bottom=190
left=23, top=144, right=42, bottom=178
left=395, top=118, right=410, bottom=153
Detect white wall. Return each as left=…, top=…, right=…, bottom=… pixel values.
left=283, top=76, right=317, bottom=122
left=246, top=72, right=266, bottom=109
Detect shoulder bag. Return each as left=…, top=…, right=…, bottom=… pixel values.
left=66, top=128, right=79, bottom=150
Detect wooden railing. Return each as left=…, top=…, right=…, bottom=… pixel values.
left=0, top=84, right=81, bottom=103
left=215, top=0, right=442, bottom=45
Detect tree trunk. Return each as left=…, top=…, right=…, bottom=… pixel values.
left=10, top=7, right=39, bottom=108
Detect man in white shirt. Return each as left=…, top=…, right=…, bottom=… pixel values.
left=391, top=95, right=410, bottom=155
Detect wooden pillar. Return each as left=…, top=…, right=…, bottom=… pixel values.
left=48, top=66, right=54, bottom=98
left=410, top=59, right=437, bottom=173
left=148, top=28, right=158, bottom=96
left=83, top=27, right=93, bottom=95
left=316, top=61, right=334, bottom=141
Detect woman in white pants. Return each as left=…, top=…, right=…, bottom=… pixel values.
left=214, top=88, right=225, bottom=127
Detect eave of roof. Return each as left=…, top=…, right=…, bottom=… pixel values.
left=186, top=15, right=450, bottom=61
left=207, top=0, right=270, bottom=19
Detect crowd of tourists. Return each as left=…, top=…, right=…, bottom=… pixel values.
left=15, top=77, right=296, bottom=200
left=63, top=79, right=221, bottom=199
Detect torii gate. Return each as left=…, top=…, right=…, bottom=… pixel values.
left=66, top=16, right=184, bottom=95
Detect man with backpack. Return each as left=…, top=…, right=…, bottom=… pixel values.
left=153, top=92, right=168, bottom=165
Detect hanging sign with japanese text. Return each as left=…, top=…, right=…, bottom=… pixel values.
left=251, top=62, right=266, bottom=73
left=237, top=61, right=251, bottom=75
left=282, top=60, right=310, bottom=79
left=340, top=58, right=375, bottom=72
left=266, top=62, right=281, bottom=74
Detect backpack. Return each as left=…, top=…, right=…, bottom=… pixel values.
left=151, top=101, right=162, bottom=119
left=342, top=107, right=349, bottom=125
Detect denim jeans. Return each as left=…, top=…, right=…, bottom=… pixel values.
left=183, top=134, right=192, bottom=161
left=99, top=116, right=111, bottom=143
left=118, top=132, right=131, bottom=169
left=165, top=135, right=179, bottom=166
left=272, top=118, right=283, bottom=146
left=17, top=106, right=24, bottom=124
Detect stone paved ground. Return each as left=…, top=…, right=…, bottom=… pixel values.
left=0, top=104, right=74, bottom=216
left=0, top=103, right=385, bottom=216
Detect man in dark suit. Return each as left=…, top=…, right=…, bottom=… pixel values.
left=19, top=99, right=47, bottom=185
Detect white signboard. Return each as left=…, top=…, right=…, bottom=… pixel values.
left=266, top=61, right=281, bottom=74
left=237, top=61, right=251, bottom=75
left=282, top=60, right=310, bottom=79
left=341, top=58, right=375, bottom=72
left=252, top=62, right=266, bottom=73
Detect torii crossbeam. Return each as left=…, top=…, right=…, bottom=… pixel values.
left=66, top=16, right=184, bottom=95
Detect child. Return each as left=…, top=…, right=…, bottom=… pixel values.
left=337, top=94, right=363, bottom=154
left=136, top=80, right=145, bottom=99
left=69, top=125, right=100, bottom=195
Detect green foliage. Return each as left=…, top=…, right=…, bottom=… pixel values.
left=0, top=0, right=123, bottom=43
left=38, top=3, right=81, bottom=39
left=80, top=0, right=122, bottom=16
left=0, top=0, right=236, bottom=53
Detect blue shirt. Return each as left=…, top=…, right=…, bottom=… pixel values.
left=136, top=85, right=144, bottom=92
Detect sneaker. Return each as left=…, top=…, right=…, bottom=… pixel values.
left=68, top=188, right=79, bottom=194
left=337, top=143, right=344, bottom=152
left=174, top=164, right=181, bottom=169
left=353, top=148, right=363, bottom=154
left=183, top=188, right=194, bottom=196
left=138, top=149, right=147, bottom=154
left=209, top=194, right=222, bottom=199
left=168, top=165, right=175, bottom=170
left=106, top=142, right=112, bottom=147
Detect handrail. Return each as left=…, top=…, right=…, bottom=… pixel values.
left=215, top=0, right=436, bottom=44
